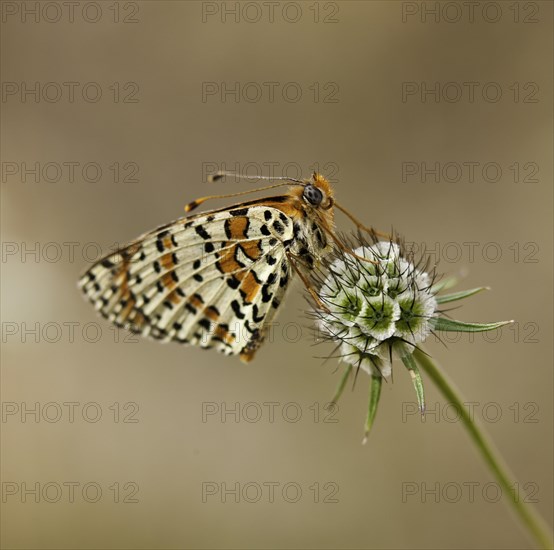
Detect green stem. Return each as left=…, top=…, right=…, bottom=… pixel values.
left=413, top=347, right=553, bottom=550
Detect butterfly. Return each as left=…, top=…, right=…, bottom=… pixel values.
left=79, top=171, right=378, bottom=362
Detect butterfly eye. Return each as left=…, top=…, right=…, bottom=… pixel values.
left=303, top=184, right=323, bottom=206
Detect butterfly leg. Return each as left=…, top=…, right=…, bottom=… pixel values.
left=286, top=253, right=330, bottom=313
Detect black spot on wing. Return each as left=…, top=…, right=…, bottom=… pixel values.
left=231, top=208, right=249, bottom=216
left=251, top=269, right=263, bottom=285
left=260, top=273, right=277, bottom=304
left=261, top=284, right=273, bottom=303
left=243, top=319, right=256, bottom=334
left=195, top=225, right=211, bottom=240
left=198, top=318, right=211, bottom=330
left=231, top=300, right=245, bottom=320
left=272, top=220, right=285, bottom=235
left=233, top=245, right=247, bottom=267
left=252, top=304, right=264, bottom=323
left=224, top=220, right=232, bottom=239
left=101, top=258, right=115, bottom=268
left=227, top=277, right=240, bottom=289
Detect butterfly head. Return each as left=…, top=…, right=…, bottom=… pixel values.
left=301, top=172, right=334, bottom=211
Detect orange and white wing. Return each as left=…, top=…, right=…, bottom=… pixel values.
left=78, top=205, right=295, bottom=361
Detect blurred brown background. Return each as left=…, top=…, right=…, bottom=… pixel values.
left=1, top=1, right=552, bottom=548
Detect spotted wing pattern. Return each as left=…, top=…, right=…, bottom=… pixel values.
left=79, top=205, right=296, bottom=361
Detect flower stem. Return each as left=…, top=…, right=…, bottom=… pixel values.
left=413, top=347, right=554, bottom=550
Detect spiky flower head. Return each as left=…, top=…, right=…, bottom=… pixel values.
left=316, top=239, right=437, bottom=379
left=310, top=232, right=512, bottom=442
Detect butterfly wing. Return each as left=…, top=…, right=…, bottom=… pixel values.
left=78, top=205, right=295, bottom=361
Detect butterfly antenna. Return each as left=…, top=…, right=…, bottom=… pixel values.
left=208, top=170, right=306, bottom=185
left=185, top=182, right=300, bottom=213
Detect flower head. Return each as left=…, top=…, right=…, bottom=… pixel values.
left=316, top=239, right=437, bottom=379
left=310, top=232, right=512, bottom=442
